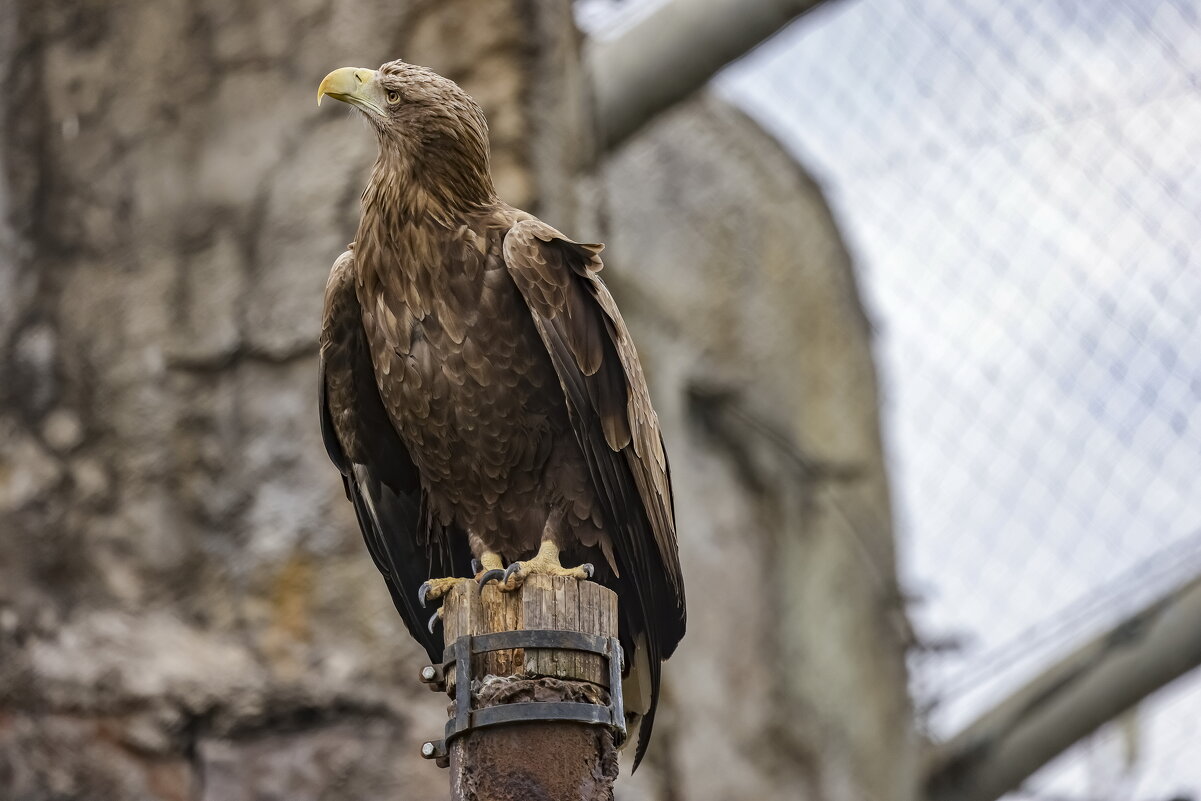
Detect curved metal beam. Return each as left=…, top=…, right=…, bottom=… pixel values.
left=588, top=0, right=830, bottom=151
left=925, top=572, right=1201, bottom=801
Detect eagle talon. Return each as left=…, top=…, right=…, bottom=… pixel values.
left=476, top=569, right=506, bottom=590
left=417, top=577, right=460, bottom=606
left=502, top=561, right=524, bottom=588
left=471, top=558, right=482, bottom=575
left=427, top=608, right=442, bottom=633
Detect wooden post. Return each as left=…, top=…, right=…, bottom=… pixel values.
left=433, top=574, right=620, bottom=801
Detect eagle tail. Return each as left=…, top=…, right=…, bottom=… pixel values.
left=619, top=633, right=660, bottom=771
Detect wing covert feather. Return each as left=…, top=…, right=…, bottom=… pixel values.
left=319, top=249, right=462, bottom=662
left=504, top=222, right=684, bottom=610
left=503, top=219, right=686, bottom=766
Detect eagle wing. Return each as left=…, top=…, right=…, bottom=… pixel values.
left=319, top=249, right=464, bottom=662
left=503, top=218, right=687, bottom=765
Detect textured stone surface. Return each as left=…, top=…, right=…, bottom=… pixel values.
left=604, top=94, right=916, bottom=801
left=0, top=2, right=914, bottom=800
left=0, top=1, right=550, bottom=799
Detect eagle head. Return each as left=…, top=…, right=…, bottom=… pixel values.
left=318, top=60, right=495, bottom=213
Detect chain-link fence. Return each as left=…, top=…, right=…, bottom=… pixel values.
left=585, top=0, right=1201, bottom=797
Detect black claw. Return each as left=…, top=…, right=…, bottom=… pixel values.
left=476, top=569, right=505, bottom=591
left=582, top=563, right=595, bottom=579
left=502, top=562, right=524, bottom=584
left=427, top=610, right=441, bottom=634
left=471, top=558, right=482, bottom=575
left=418, top=582, right=432, bottom=608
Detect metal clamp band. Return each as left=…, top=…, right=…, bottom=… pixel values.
left=419, top=628, right=626, bottom=763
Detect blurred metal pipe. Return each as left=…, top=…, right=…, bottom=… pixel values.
left=925, top=571, right=1201, bottom=801
left=588, top=0, right=830, bottom=151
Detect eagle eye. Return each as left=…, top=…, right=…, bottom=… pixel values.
left=386, top=90, right=400, bottom=105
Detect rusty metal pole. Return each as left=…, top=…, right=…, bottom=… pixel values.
left=422, top=574, right=621, bottom=801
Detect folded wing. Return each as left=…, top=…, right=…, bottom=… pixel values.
left=319, top=249, right=465, bottom=662
left=503, top=218, right=687, bottom=767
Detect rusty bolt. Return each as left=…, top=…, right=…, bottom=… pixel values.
left=421, top=741, right=437, bottom=759
left=420, top=665, right=437, bottom=682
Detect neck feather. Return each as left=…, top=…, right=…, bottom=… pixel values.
left=360, top=141, right=496, bottom=232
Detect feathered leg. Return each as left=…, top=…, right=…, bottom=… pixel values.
left=496, top=509, right=594, bottom=591
left=498, top=539, right=594, bottom=591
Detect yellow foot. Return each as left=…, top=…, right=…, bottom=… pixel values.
left=417, top=577, right=461, bottom=607
left=472, top=551, right=507, bottom=591
left=496, top=540, right=594, bottom=592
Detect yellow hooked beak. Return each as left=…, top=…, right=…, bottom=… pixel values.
left=317, top=67, right=384, bottom=115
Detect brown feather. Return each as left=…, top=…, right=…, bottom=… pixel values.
left=318, top=59, right=685, bottom=770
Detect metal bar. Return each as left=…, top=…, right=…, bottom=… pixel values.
left=608, top=639, right=626, bottom=746
left=444, top=629, right=613, bottom=660
left=470, top=701, right=615, bottom=730
left=454, top=635, right=471, bottom=737
left=421, top=631, right=627, bottom=761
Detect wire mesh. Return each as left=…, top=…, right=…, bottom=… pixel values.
left=722, top=1, right=1201, bottom=797
left=583, top=0, right=1201, bottom=798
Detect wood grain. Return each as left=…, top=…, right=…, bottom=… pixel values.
left=442, top=575, right=616, bottom=688
left=439, top=575, right=620, bottom=800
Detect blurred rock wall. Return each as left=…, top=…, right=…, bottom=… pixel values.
left=0, top=1, right=913, bottom=799
left=602, top=94, right=915, bottom=801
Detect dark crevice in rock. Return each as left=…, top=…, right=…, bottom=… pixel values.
left=165, top=340, right=319, bottom=374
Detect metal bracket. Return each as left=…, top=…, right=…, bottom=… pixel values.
left=419, top=629, right=626, bottom=764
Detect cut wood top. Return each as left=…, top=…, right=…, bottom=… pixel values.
left=441, top=575, right=618, bottom=692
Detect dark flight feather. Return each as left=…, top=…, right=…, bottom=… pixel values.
left=320, top=251, right=468, bottom=661
left=504, top=220, right=686, bottom=764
